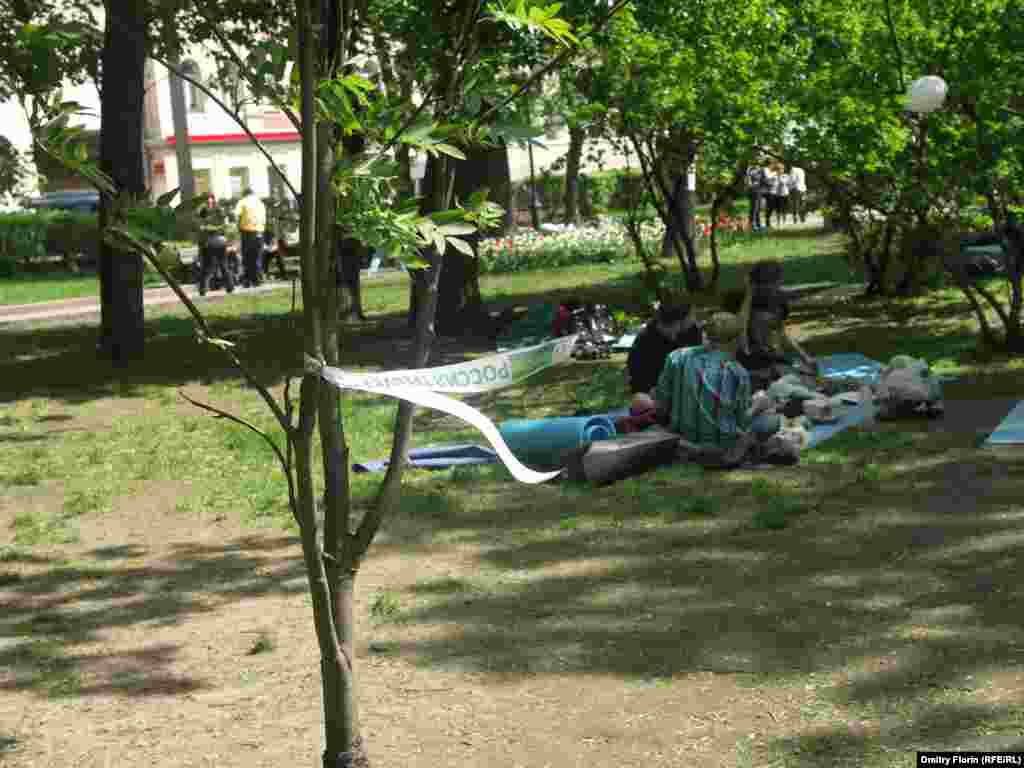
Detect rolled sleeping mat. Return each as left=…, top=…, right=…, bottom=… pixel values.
left=563, top=428, right=681, bottom=486
left=497, top=416, right=617, bottom=468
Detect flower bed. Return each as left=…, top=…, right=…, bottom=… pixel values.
left=476, top=212, right=761, bottom=275
left=478, top=217, right=661, bottom=274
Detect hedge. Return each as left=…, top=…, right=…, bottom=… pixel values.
left=0, top=207, right=186, bottom=275
left=510, top=168, right=645, bottom=219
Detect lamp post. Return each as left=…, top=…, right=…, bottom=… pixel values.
left=905, top=76, right=947, bottom=227
left=906, top=75, right=947, bottom=115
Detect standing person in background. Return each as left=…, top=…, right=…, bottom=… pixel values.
left=234, top=187, right=267, bottom=288
left=764, top=162, right=785, bottom=229
left=747, top=163, right=767, bottom=231
left=788, top=164, right=807, bottom=223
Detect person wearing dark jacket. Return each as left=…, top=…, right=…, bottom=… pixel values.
left=626, top=304, right=702, bottom=395
left=723, top=260, right=816, bottom=390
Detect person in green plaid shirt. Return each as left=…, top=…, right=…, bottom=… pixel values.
left=652, top=312, right=789, bottom=463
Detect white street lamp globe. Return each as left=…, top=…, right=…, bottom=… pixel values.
left=906, top=76, right=948, bottom=114
left=410, top=154, right=427, bottom=181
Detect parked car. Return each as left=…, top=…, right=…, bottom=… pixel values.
left=25, top=190, right=100, bottom=213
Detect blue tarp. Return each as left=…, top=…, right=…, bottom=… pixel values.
left=353, top=444, right=498, bottom=473
left=985, top=401, right=1024, bottom=446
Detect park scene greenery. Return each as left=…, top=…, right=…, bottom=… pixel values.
left=2, top=0, right=1024, bottom=766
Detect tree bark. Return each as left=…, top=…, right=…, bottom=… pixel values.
left=337, top=235, right=367, bottom=322
left=163, top=19, right=195, bottom=205
left=97, top=0, right=148, bottom=366
left=661, top=171, right=703, bottom=292
left=337, top=133, right=367, bottom=322
left=562, top=124, right=585, bottom=225
left=430, top=141, right=510, bottom=336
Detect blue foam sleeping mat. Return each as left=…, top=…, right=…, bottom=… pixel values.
left=353, top=444, right=498, bottom=473
left=984, top=401, right=1024, bottom=446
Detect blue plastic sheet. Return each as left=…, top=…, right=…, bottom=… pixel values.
left=353, top=444, right=498, bottom=473
left=985, top=401, right=1024, bottom=446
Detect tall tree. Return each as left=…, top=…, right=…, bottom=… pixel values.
left=97, top=0, right=148, bottom=365
left=588, top=0, right=792, bottom=294
left=162, top=11, right=195, bottom=207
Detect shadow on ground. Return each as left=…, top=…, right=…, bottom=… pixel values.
left=0, top=534, right=305, bottom=699
left=365, top=416, right=1024, bottom=763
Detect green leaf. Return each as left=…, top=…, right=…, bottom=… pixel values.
left=438, top=223, right=476, bottom=236
left=433, top=143, right=467, bottom=160
left=447, top=237, right=475, bottom=256
left=400, top=119, right=437, bottom=145
left=428, top=210, right=467, bottom=225
left=157, top=187, right=180, bottom=207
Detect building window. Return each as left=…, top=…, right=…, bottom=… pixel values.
left=268, top=164, right=288, bottom=200
left=194, top=169, right=212, bottom=196
left=181, top=59, right=206, bottom=113
left=229, top=167, right=250, bottom=199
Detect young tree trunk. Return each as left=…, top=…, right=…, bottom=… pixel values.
left=97, top=0, right=148, bottom=366
left=661, top=172, right=703, bottom=292
left=709, top=196, right=722, bottom=289
left=163, top=20, right=195, bottom=205
left=562, top=124, right=585, bottom=225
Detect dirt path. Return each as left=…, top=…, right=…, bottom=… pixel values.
left=0, top=269, right=404, bottom=325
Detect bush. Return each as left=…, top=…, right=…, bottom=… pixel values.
left=0, top=206, right=188, bottom=273
left=509, top=169, right=645, bottom=220
left=0, top=212, right=49, bottom=265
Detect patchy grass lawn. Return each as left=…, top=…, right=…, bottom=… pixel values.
left=0, top=271, right=166, bottom=306
left=3, top=226, right=1024, bottom=767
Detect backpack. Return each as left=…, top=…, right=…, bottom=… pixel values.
left=873, top=356, right=944, bottom=418
left=552, top=301, right=618, bottom=359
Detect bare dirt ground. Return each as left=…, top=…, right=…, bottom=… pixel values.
left=4, top=290, right=1024, bottom=767
left=1, top=471, right=793, bottom=768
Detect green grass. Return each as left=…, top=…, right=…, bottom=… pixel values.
left=6, top=227, right=1024, bottom=765
left=0, top=271, right=165, bottom=306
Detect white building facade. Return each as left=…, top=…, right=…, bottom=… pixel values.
left=143, top=50, right=301, bottom=203
left=2, top=36, right=633, bottom=206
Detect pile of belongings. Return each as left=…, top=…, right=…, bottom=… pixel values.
left=762, top=353, right=944, bottom=427
left=552, top=301, right=619, bottom=360
left=870, top=355, right=945, bottom=418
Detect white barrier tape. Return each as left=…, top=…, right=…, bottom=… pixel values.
left=316, top=336, right=579, bottom=484
left=319, top=335, right=578, bottom=395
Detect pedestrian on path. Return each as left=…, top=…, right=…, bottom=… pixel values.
left=765, top=162, right=787, bottom=229
left=234, top=187, right=266, bottom=288
left=747, top=162, right=769, bottom=231
left=788, top=165, right=807, bottom=223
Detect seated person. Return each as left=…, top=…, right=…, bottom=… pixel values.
left=626, top=304, right=702, bottom=394
left=723, top=260, right=816, bottom=390
left=650, top=312, right=795, bottom=465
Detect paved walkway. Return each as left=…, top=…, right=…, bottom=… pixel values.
left=0, top=281, right=296, bottom=325
left=0, top=267, right=407, bottom=326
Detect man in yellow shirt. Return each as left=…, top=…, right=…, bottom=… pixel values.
left=234, top=187, right=267, bottom=287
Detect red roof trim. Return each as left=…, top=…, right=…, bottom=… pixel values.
left=166, top=132, right=300, bottom=145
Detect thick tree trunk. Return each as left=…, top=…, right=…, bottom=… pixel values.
left=337, top=235, right=367, bottom=322
left=98, top=0, right=148, bottom=365
left=562, top=124, right=585, bottom=226
left=429, top=141, right=510, bottom=336
left=337, top=134, right=367, bottom=322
